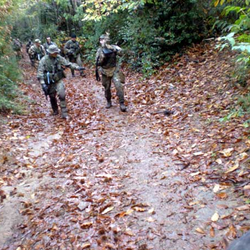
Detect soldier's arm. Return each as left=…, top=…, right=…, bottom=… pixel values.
left=96, top=48, right=105, bottom=66
left=37, top=59, right=46, bottom=84
left=113, top=45, right=122, bottom=56
left=41, top=45, right=46, bottom=55
left=64, top=41, right=70, bottom=54
left=59, top=55, right=80, bottom=70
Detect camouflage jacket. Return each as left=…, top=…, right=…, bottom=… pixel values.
left=28, top=45, right=45, bottom=60
left=43, top=41, right=56, bottom=54
left=96, top=44, right=122, bottom=77
left=12, top=39, right=22, bottom=51
left=64, top=40, right=81, bottom=57
left=37, top=54, right=79, bottom=84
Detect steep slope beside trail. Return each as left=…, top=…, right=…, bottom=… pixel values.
left=0, top=42, right=249, bottom=249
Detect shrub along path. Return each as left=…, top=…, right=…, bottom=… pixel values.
left=0, top=42, right=250, bottom=249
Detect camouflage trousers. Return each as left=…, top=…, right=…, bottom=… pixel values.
left=68, top=54, right=83, bottom=76
left=102, top=71, right=125, bottom=104
left=48, top=80, right=67, bottom=115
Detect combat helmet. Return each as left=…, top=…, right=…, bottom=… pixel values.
left=47, top=45, right=60, bottom=54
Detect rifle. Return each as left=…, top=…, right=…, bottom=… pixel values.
left=95, top=56, right=100, bottom=81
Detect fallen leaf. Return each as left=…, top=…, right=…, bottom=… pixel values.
left=236, top=205, right=250, bottom=211
left=101, top=206, right=114, bottom=215
left=219, top=148, right=234, bottom=157
left=225, top=164, right=239, bottom=174
left=80, top=222, right=93, bottom=229
left=213, top=184, right=220, bottom=193
left=195, top=227, right=205, bottom=234
left=81, top=243, right=91, bottom=249
left=211, top=212, right=219, bottom=222
left=133, top=206, right=146, bottom=212
left=216, top=192, right=228, bottom=199
left=146, top=217, right=155, bottom=222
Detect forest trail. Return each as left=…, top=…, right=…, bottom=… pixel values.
left=0, top=43, right=250, bottom=249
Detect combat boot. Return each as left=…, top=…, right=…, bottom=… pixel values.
left=53, top=109, right=59, bottom=115
left=106, top=100, right=112, bottom=109
left=50, top=96, right=59, bottom=115
left=120, top=103, right=127, bottom=112
left=61, top=109, right=68, bottom=119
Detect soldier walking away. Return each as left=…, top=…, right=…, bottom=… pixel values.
left=12, top=38, right=23, bottom=59
left=28, top=39, right=45, bottom=68
left=37, top=45, right=85, bottom=119
left=95, top=34, right=127, bottom=112
left=43, top=37, right=56, bottom=54
left=64, top=34, right=84, bottom=77
left=26, top=39, right=33, bottom=54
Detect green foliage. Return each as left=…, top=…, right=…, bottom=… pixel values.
left=0, top=0, right=22, bottom=113
left=215, top=2, right=250, bottom=87
left=10, top=0, right=209, bottom=77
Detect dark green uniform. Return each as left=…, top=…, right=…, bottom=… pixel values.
left=64, top=40, right=83, bottom=76
left=37, top=54, right=79, bottom=117
left=96, top=44, right=126, bottom=109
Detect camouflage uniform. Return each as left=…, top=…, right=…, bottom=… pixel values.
left=37, top=47, right=80, bottom=118
left=64, top=39, right=83, bottom=76
left=43, top=41, right=56, bottom=54
left=12, top=38, right=22, bottom=59
left=29, top=41, right=45, bottom=68
left=26, top=40, right=33, bottom=54
left=96, top=41, right=126, bottom=111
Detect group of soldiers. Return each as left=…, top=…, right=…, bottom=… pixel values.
left=14, top=33, right=127, bottom=119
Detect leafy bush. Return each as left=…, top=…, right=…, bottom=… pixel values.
left=0, top=1, right=22, bottom=113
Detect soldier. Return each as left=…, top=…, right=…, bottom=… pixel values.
left=26, top=39, right=33, bottom=54
left=37, top=45, right=84, bottom=119
left=95, top=34, right=127, bottom=112
left=12, top=38, right=22, bottom=59
left=64, top=34, right=84, bottom=77
left=28, top=39, right=46, bottom=68
left=43, top=37, right=56, bottom=54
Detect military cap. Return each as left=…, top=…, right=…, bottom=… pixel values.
left=71, top=34, right=76, bottom=38
left=100, top=34, right=110, bottom=40
left=34, top=39, right=41, bottom=43
left=47, top=45, right=60, bottom=54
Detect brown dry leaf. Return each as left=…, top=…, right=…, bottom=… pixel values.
left=213, top=184, right=220, bottom=193
left=211, top=212, right=219, bottom=222
left=146, top=217, right=155, bottom=222
left=219, top=148, right=234, bottom=157
left=80, top=222, right=93, bottom=229
left=216, top=192, right=228, bottom=199
left=81, top=243, right=91, bottom=249
left=195, top=227, right=205, bottom=234
left=148, top=208, right=155, bottom=214
left=125, top=229, right=134, bottom=236
left=236, top=204, right=250, bottom=211
left=225, top=164, right=239, bottom=174
left=210, top=226, right=215, bottom=237
left=243, top=185, right=250, bottom=190
left=133, top=206, right=146, bottom=212
left=226, top=224, right=237, bottom=239
left=101, top=206, right=114, bottom=215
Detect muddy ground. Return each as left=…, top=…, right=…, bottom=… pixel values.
left=1, top=43, right=250, bottom=249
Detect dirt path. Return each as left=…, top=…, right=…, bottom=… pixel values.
left=0, top=45, right=249, bottom=249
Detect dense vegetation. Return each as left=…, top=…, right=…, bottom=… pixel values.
left=0, top=0, right=22, bottom=112
left=1, top=0, right=250, bottom=112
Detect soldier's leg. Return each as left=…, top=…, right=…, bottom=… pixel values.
left=69, top=56, right=75, bottom=77
left=102, top=74, right=112, bottom=108
left=56, top=80, right=68, bottom=118
left=76, top=54, right=84, bottom=76
left=113, top=71, right=126, bottom=112
left=48, top=85, right=58, bottom=115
